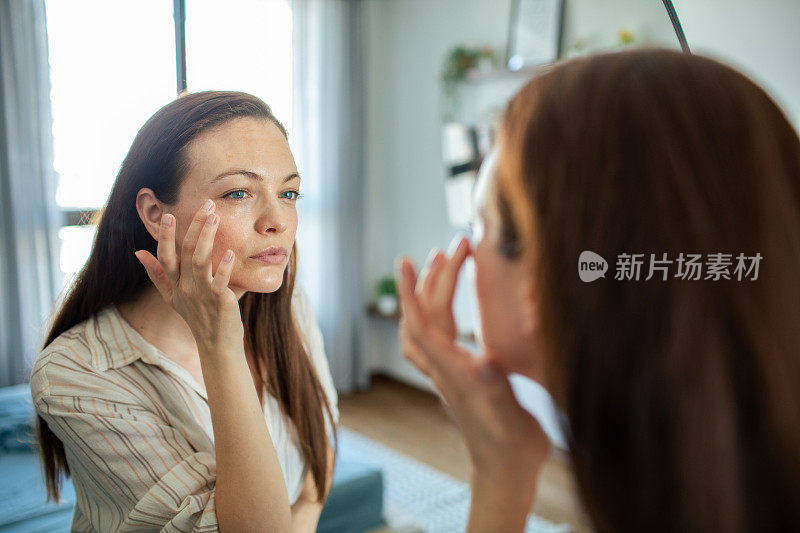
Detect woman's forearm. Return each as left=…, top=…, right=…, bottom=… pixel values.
left=201, top=343, right=291, bottom=532
left=466, top=470, right=540, bottom=533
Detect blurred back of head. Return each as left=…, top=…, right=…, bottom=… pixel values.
left=497, top=48, right=800, bottom=532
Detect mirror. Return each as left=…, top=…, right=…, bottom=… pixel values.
left=441, top=0, right=690, bottom=228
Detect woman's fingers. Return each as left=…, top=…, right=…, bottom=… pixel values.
left=418, top=248, right=445, bottom=298
left=397, top=258, right=425, bottom=333
left=156, top=213, right=179, bottom=284
left=192, top=211, right=219, bottom=284
left=211, top=249, right=236, bottom=294
left=398, top=257, right=470, bottom=390
left=432, top=237, right=470, bottom=307
left=399, top=317, right=432, bottom=376
left=180, top=200, right=216, bottom=283
left=397, top=259, right=438, bottom=373
left=134, top=250, right=172, bottom=300
left=412, top=238, right=470, bottom=340
left=399, top=245, right=550, bottom=498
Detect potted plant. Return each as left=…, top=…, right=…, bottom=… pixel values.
left=440, top=45, right=495, bottom=121
left=375, top=276, right=398, bottom=316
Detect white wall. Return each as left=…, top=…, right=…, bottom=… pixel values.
left=361, top=0, right=513, bottom=390
left=673, top=0, right=800, bottom=128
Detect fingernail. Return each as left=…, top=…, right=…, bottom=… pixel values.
left=426, top=247, right=442, bottom=264
left=396, top=256, right=409, bottom=274
left=162, top=214, right=173, bottom=227
left=447, top=233, right=469, bottom=255
left=223, top=250, right=234, bottom=262
left=206, top=213, right=216, bottom=225
left=203, top=199, right=214, bottom=212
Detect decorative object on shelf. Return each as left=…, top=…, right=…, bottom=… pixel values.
left=565, top=28, right=638, bottom=59
left=441, top=122, right=494, bottom=228
left=617, top=28, right=635, bottom=46
left=506, top=0, right=564, bottom=71
left=440, top=45, right=496, bottom=121
left=374, top=276, right=398, bottom=317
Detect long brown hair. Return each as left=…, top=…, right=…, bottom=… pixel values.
left=496, top=49, right=800, bottom=531
left=37, top=91, right=335, bottom=503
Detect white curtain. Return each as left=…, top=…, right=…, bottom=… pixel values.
left=292, top=0, right=365, bottom=393
left=0, top=0, right=64, bottom=386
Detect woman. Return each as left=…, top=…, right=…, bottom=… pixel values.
left=30, top=91, right=338, bottom=532
left=399, top=49, right=800, bottom=532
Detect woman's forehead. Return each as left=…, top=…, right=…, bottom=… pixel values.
left=182, top=118, right=296, bottom=188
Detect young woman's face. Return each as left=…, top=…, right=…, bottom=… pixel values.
left=471, top=150, right=543, bottom=381
left=171, top=117, right=300, bottom=297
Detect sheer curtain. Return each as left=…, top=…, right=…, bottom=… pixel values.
left=0, top=0, right=64, bottom=386
left=292, top=0, right=365, bottom=393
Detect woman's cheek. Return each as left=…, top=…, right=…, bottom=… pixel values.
left=474, top=242, right=516, bottom=361
left=211, top=221, right=241, bottom=265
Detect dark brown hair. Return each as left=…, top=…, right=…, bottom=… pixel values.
left=36, top=91, right=335, bottom=503
left=496, top=49, right=800, bottom=531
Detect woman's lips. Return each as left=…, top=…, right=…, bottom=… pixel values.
left=249, top=248, right=288, bottom=265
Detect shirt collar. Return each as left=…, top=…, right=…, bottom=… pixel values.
left=87, top=304, right=209, bottom=401
left=87, top=304, right=167, bottom=371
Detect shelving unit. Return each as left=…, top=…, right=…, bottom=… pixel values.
left=462, top=63, right=552, bottom=83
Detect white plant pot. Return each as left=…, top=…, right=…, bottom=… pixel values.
left=377, top=295, right=398, bottom=316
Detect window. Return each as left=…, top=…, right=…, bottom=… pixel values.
left=45, top=0, right=292, bottom=292
left=185, top=0, right=293, bottom=132
left=46, top=0, right=177, bottom=290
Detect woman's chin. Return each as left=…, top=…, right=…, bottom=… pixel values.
left=229, top=272, right=286, bottom=295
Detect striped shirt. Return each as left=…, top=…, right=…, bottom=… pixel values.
left=29, top=288, right=339, bottom=532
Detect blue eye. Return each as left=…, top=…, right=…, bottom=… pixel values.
left=225, top=190, right=248, bottom=200
left=281, top=190, right=302, bottom=201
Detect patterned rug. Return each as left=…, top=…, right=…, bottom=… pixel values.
left=339, top=428, right=571, bottom=533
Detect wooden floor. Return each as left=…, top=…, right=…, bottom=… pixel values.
left=339, top=375, right=594, bottom=532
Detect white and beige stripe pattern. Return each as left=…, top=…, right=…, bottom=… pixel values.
left=29, top=288, right=338, bottom=532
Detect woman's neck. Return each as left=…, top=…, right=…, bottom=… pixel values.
left=116, top=286, right=259, bottom=393
left=116, top=285, right=201, bottom=366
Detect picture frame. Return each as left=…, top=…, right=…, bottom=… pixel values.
left=506, top=0, right=565, bottom=70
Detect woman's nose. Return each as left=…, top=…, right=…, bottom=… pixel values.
left=256, top=205, right=288, bottom=234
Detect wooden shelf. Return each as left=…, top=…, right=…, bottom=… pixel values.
left=367, top=302, right=400, bottom=321
left=365, top=303, right=477, bottom=344
left=462, top=63, right=552, bottom=83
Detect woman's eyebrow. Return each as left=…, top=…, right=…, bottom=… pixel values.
left=211, top=169, right=301, bottom=183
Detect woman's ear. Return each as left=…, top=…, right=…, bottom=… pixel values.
left=135, top=189, right=166, bottom=241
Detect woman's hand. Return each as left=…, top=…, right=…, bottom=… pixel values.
left=397, top=238, right=550, bottom=532
left=134, top=199, right=243, bottom=354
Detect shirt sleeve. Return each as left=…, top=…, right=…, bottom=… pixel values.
left=292, top=285, right=340, bottom=428
left=31, top=352, right=219, bottom=533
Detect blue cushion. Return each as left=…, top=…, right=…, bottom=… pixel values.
left=0, top=384, right=37, bottom=452
left=0, top=451, right=77, bottom=531
left=0, top=384, right=385, bottom=532
left=319, top=443, right=385, bottom=533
